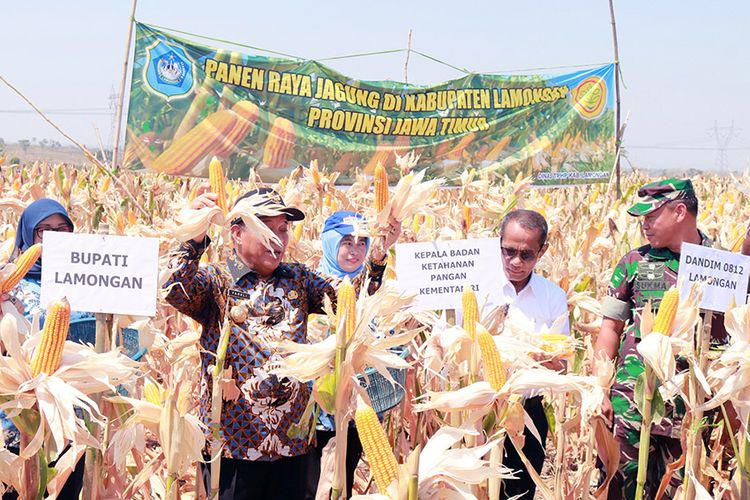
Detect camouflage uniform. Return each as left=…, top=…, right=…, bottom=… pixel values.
left=601, top=179, right=723, bottom=499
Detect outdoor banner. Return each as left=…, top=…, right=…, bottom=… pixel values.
left=125, top=23, right=615, bottom=186
left=678, top=242, right=750, bottom=312
left=394, top=238, right=503, bottom=312
left=40, top=232, right=160, bottom=317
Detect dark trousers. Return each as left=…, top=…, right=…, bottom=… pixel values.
left=201, top=454, right=307, bottom=500
left=304, top=427, right=363, bottom=499
left=500, top=396, right=549, bottom=500
left=2, top=446, right=84, bottom=500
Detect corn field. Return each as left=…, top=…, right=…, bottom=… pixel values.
left=1, top=157, right=750, bottom=499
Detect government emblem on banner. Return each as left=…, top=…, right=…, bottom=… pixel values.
left=143, top=40, right=195, bottom=99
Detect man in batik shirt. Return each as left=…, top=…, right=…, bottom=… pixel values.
left=595, top=178, right=726, bottom=499
left=164, top=187, right=400, bottom=500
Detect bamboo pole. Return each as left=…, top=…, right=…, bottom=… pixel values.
left=112, top=0, right=139, bottom=170
left=404, top=29, right=413, bottom=84
left=82, top=223, right=113, bottom=500
left=607, top=0, right=622, bottom=198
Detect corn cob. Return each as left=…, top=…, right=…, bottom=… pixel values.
left=213, top=100, right=260, bottom=158
left=363, top=146, right=392, bottom=175
left=445, top=132, right=476, bottom=161
left=462, top=284, right=478, bottom=340
left=463, top=206, right=472, bottom=233
left=355, top=395, right=399, bottom=492
left=373, top=163, right=389, bottom=213
left=542, top=333, right=573, bottom=357
left=477, top=325, right=505, bottom=390
left=99, top=175, right=111, bottom=194
left=483, top=136, right=512, bottom=162
left=127, top=209, right=137, bottom=226
left=1, top=243, right=42, bottom=293
left=30, top=297, right=71, bottom=377
left=653, top=288, right=679, bottom=336
left=152, top=109, right=239, bottom=174
left=293, top=222, right=304, bottom=241
left=144, top=380, right=163, bottom=405
left=208, top=157, right=228, bottom=214
left=173, top=86, right=213, bottom=141
left=262, top=117, right=296, bottom=169
left=337, top=277, right=356, bottom=340
left=310, top=160, right=321, bottom=185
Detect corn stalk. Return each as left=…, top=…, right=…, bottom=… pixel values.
left=209, top=311, right=233, bottom=498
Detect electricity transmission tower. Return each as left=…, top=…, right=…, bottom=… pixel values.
left=708, top=121, right=739, bottom=171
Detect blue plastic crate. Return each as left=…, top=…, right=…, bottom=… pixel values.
left=357, top=346, right=409, bottom=414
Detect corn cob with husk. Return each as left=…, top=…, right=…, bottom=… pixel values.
left=635, top=289, right=680, bottom=500
left=30, top=297, right=71, bottom=376
left=1, top=243, right=42, bottom=293
left=477, top=325, right=506, bottom=390
left=262, top=117, right=296, bottom=168
left=355, top=394, right=399, bottom=493
left=208, top=157, right=228, bottom=214
left=462, top=284, right=478, bottom=340
left=173, top=86, right=213, bottom=141
left=337, top=278, right=356, bottom=342
left=653, top=288, right=679, bottom=336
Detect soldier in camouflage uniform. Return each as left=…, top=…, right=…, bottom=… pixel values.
left=595, top=178, right=726, bottom=499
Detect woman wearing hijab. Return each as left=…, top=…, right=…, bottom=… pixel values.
left=9, top=198, right=93, bottom=324
left=305, top=210, right=370, bottom=500
left=1, top=198, right=86, bottom=500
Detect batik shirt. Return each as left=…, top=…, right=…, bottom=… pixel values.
left=601, top=231, right=725, bottom=438
left=164, top=238, right=385, bottom=461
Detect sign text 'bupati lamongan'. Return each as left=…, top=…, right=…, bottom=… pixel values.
left=40, top=232, right=160, bottom=316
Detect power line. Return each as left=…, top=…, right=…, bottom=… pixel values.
left=626, top=144, right=750, bottom=151
left=0, top=109, right=110, bottom=115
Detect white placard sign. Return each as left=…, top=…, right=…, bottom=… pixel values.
left=679, top=242, right=750, bottom=312
left=395, top=238, right=503, bottom=311
left=40, top=232, right=160, bottom=316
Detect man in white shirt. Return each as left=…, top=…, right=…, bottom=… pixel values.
left=495, top=209, right=569, bottom=500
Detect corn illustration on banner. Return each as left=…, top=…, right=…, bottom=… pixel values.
left=125, top=23, right=616, bottom=185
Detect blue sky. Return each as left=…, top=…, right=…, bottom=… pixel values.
left=1, top=0, right=748, bottom=171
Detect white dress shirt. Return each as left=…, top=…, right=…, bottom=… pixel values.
left=493, top=268, right=570, bottom=335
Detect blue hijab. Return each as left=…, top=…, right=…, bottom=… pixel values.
left=319, top=211, right=370, bottom=279
left=13, top=199, right=73, bottom=280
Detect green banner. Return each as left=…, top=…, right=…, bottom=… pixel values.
left=125, top=23, right=615, bottom=185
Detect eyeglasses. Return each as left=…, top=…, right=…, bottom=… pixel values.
left=34, top=224, right=73, bottom=239
left=500, top=245, right=538, bottom=262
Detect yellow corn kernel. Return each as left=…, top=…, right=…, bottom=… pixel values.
left=462, top=284, right=478, bottom=340
left=30, top=297, right=71, bottom=377
left=337, top=277, right=356, bottom=340
left=653, top=288, right=679, bottom=336
left=477, top=325, right=505, bottom=390
left=373, top=162, right=389, bottom=213
left=2, top=243, right=42, bottom=293
left=213, top=100, right=260, bottom=158
left=355, top=395, right=398, bottom=493
left=209, top=156, right=228, bottom=214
